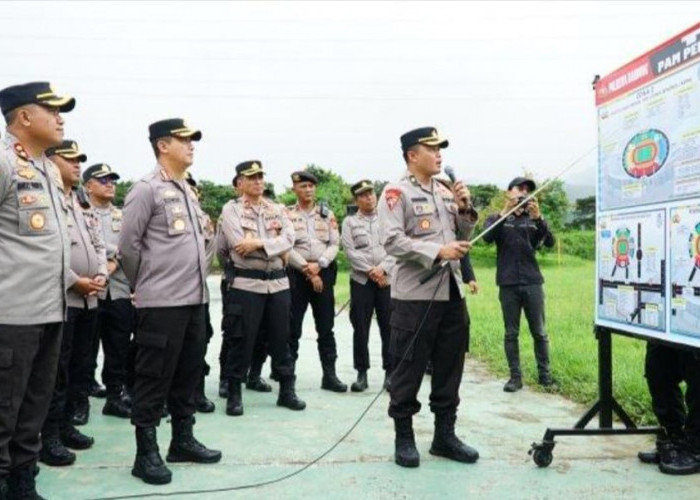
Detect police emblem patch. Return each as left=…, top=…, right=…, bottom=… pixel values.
left=385, top=188, right=401, bottom=210
left=419, top=218, right=431, bottom=230
left=29, top=212, right=45, bottom=230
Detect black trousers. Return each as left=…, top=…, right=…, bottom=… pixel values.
left=44, top=307, right=98, bottom=434
left=222, top=288, right=294, bottom=382
left=131, top=305, right=206, bottom=428
left=96, top=295, right=134, bottom=391
left=0, top=323, right=62, bottom=476
left=202, top=303, right=214, bottom=379
left=388, top=277, right=469, bottom=419
left=645, top=342, right=700, bottom=440
left=498, top=284, right=550, bottom=379
left=349, top=279, right=392, bottom=372
left=289, top=267, right=338, bottom=366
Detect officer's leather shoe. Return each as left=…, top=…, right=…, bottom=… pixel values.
left=538, top=374, right=558, bottom=389
left=218, top=379, right=229, bottom=398
left=226, top=380, right=244, bottom=416
left=70, top=400, right=90, bottom=426
left=321, top=365, right=347, bottom=393
left=60, top=423, right=94, bottom=450
left=246, top=374, right=272, bottom=393
left=393, top=417, right=419, bottom=467
left=638, top=448, right=660, bottom=464
left=351, top=370, right=368, bottom=392
left=132, top=427, right=172, bottom=485
left=7, top=464, right=45, bottom=500
left=39, top=436, right=76, bottom=466
left=166, top=417, right=222, bottom=464
left=430, top=413, right=479, bottom=463
left=88, top=380, right=107, bottom=399
left=277, top=376, right=306, bottom=411
left=658, top=440, right=700, bottom=475
left=503, top=378, right=523, bottom=392
left=103, top=396, right=132, bottom=418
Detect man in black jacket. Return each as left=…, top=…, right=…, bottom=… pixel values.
left=483, top=177, right=555, bottom=392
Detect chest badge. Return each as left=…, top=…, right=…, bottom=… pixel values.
left=419, top=218, right=431, bottom=230
left=173, top=219, right=186, bottom=231
left=17, top=168, right=36, bottom=180
left=29, top=212, right=46, bottom=230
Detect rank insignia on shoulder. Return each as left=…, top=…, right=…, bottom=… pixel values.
left=384, top=188, right=402, bottom=210
left=13, top=143, right=29, bottom=160
left=16, top=158, right=30, bottom=168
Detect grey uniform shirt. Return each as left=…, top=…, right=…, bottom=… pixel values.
left=287, top=203, right=339, bottom=270
left=378, top=171, right=478, bottom=301
left=341, top=210, right=396, bottom=285
left=217, top=197, right=294, bottom=294
left=0, top=132, right=70, bottom=325
left=65, top=191, right=108, bottom=309
left=94, top=204, right=131, bottom=300
left=119, top=165, right=208, bottom=308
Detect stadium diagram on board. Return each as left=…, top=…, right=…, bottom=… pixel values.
left=622, top=129, right=669, bottom=179
left=670, top=205, right=700, bottom=338
left=598, top=210, right=665, bottom=330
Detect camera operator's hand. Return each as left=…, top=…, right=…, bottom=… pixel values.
left=500, top=195, right=520, bottom=217
left=527, top=198, right=541, bottom=220
left=437, top=240, right=471, bottom=261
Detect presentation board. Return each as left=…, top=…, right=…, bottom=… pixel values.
left=595, top=22, right=700, bottom=348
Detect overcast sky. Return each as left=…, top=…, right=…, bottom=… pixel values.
left=1, top=1, right=699, bottom=193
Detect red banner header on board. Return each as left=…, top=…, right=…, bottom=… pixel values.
left=595, top=22, right=700, bottom=106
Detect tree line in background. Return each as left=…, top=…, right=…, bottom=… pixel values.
left=115, top=165, right=596, bottom=258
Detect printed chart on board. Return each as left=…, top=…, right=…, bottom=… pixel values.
left=595, top=22, right=700, bottom=347
left=598, top=209, right=665, bottom=330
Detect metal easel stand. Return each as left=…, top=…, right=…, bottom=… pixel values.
left=528, top=326, right=663, bottom=467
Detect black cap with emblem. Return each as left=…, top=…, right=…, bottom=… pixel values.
left=351, top=179, right=374, bottom=197
left=400, top=127, right=449, bottom=152
left=507, top=176, right=536, bottom=192
left=233, top=160, right=264, bottom=185
left=291, top=170, right=318, bottom=185
left=148, top=118, right=202, bottom=142
left=82, top=163, right=120, bottom=183
left=0, top=82, right=76, bottom=116
left=46, top=140, right=87, bottom=162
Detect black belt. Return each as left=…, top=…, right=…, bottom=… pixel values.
left=234, top=268, right=287, bottom=281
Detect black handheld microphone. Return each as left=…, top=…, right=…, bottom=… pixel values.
left=443, top=166, right=468, bottom=205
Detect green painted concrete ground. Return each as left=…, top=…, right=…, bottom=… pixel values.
left=38, top=277, right=700, bottom=499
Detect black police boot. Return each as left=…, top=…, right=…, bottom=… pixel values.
left=218, top=378, right=229, bottom=398
left=60, top=422, right=94, bottom=450
left=7, top=464, right=45, bottom=500
left=88, top=379, right=107, bottom=399
left=429, top=413, right=479, bottom=463
left=321, top=363, right=348, bottom=393
left=70, top=398, right=90, bottom=426
left=277, top=376, right=306, bottom=411
left=131, top=427, right=172, bottom=485
left=103, top=385, right=132, bottom=418
left=638, top=439, right=661, bottom=464
left=39, top=433, right=76, bottom=466
left=658, top=439, right=700, bottom=475
left=503, top=377, right=523, bottom=393
left=226, top=380, right=244, bottom=416
left=166, top=416, right=222, bottom=464
left=351, top=370, right=368, bottom=392
left=246, top=372, right=272, bottom=393
left=194, top=377, right=215, bottom=413
left=393, top=417, right=420, bottom=468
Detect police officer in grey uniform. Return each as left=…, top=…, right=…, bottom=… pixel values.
left=119, top=118, right=221, bottom=485
left=218, top=161, right=306, bottom=416
left=378, top=127, right=480, bottom=468
left=83, top=163, right=134, bottom=418
left=341, top=180, right=395, bottom=392
left=0, top=81, right=74, bottom=499
left=39, top=141, right=106, bottom=467
left=287, top=171, right=347, bottom=392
